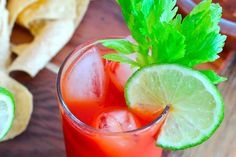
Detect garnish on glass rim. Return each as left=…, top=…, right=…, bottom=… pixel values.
left=99, top=0, right=226, bottom=150
left=101, top=0, right=227, bottom=84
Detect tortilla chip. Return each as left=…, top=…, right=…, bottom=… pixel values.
left=11, top=43, right=29, bottom=55
left=17, top=0, right=76, bottom=32
left=27, top=20, right=48, bottom=36
left=74, top=0, right=90, bottom=27
left=9, top=20, right=75, bottom=77
left=7, top=0, right=37, bottom=31
left=0, top=0, right=10, bottom=70
left=0, top=71, right=33, bottom=141
left=9, top=0, right=90, bottom=76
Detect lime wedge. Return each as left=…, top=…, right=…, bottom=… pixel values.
left=125, top=64, right=224, bottom=150
left=0, top=87, right=15, bottom=141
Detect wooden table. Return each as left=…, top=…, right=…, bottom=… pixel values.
left=0, top=0, right=235, bottom=157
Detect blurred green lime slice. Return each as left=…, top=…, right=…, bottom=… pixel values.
left=0, top=87, right=15, bottom=141
left=125, top=64, right=224, bottom=150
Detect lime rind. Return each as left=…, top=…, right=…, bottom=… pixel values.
left=0, top=87, right=15, bottom=141
left=125, top=64, right=224, bottom=150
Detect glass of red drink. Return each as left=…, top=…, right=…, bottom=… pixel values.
left=56, top=38, right=168, bottom=157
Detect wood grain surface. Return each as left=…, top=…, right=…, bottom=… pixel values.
left=0, top=0, right=235, bottom=157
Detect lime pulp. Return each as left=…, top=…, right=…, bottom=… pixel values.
left=125, top=64, right=224, bottom=150
left=0, top=87, right=15, bottom=141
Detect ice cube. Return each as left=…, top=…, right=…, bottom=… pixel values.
left=93, top=107, right=141, bottom=132
left=63, top=47, right=107, bottom=103
left=108, top=54, right=136, bottom=92
left=106, top=36, right=138, bottom=91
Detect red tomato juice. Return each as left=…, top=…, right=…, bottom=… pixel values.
left=58, top=42, right=165, bottom=157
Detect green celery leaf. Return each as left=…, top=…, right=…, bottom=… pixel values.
left=151, top=23, right=185, bottom=64
left=118, top=0, right=178, bottom=47
left=117, top=0, right=148, bottom=45
left=143, top=0, right=178, bottom=36
left=176, top=0, right=226, bottom=67
left=170, top=14, right=182, bottom=30
left=102, top=0, right=226, bottom=85
left=141, top=0, right=177, bottom=21
left=103, top=53, right=140, bottom=67
left=200, top=70, right=227, bottom=84
left=141, top=0, right=154, bottom=18
left=100, top=39, right=138, bottom=54
left=154, top=0, right=178, bottom=23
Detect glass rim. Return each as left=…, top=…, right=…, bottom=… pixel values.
left=177, top=0, right=236, bottom=38
left=56, top=37, right=169, bottom=135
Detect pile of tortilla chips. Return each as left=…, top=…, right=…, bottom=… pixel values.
left=0, top=0, right=89, bottom=141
